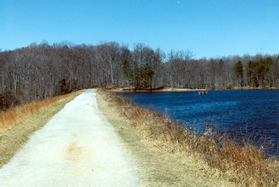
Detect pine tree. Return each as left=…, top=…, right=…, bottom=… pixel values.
left=234, top=61, right=244, bottom=86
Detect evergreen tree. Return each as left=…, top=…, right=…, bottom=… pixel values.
left=59, top=79, right=68, bottom=94
left=0, top=87, right=18, bottom=111
left=234, top=61, right=244, bottom=86
left=122, top=60, right=133, bottom=85
left=142, top=65, right=154, bottom=89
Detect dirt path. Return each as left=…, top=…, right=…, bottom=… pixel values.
left=0, top=89, right=139, bottom=186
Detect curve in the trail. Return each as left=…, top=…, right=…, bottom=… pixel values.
left=0, top=89, right=139, bottom=187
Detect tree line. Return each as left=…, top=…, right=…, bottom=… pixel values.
left=0, top=41, right=278, bottom=111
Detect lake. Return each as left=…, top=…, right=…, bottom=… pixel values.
left=119, top=90, right=279, bottom=157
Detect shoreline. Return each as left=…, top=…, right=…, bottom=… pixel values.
left=96, top=89, right=279, bottom=186
left=96, top=89, right=235, bottom=186
left=108, top=87, right=279, bottom=93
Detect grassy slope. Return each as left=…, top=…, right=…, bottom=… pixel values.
left=96, top=91, right=234, bottom=186
left=0, top=91, right=82, bottom=168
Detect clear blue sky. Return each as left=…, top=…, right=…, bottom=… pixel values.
left=1, top=0, right=278, bottom=58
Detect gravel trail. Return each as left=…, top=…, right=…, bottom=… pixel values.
left=0, top=89, right=139, bottom=187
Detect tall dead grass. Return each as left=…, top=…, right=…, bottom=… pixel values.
left=98, top=89, right=279, bottom=186
left=0, top=92, right=80, bottom=130
left=0, top=91, right=82, bottom=168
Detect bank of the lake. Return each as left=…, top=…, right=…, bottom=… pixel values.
left=119, top=89, right=279, bottom=157
left=108, top=87, right=279, bottom=94
left=98, top=89, right=279, bottom=186
left=96, top=90, right=235, bottom=186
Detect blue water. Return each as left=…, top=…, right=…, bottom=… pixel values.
left=119, top=90, right=279, bottom=157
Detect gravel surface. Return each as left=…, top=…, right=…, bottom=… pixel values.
left=0, top=89, right=139, bottom=187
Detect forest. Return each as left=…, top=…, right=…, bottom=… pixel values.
left=0, top=41, right=278, bottom=111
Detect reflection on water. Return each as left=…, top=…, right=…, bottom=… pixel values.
left=119, top=90, right=279, bottom=157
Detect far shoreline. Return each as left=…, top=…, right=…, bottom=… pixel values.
left=107, top=86, right=279, bottom=93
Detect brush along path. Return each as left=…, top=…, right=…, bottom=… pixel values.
left=0, top=91, right=81, bottom=168
left=0, top=89, right=139, bottom=186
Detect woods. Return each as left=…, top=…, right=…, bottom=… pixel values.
left=0, top=41, right=278, bottom=111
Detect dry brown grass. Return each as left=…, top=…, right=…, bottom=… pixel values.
left=0, top=92, right=81, bottom=130
left=0, top=91, right=82, bottom=168
left=97, top=89, right=279, bottom=186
